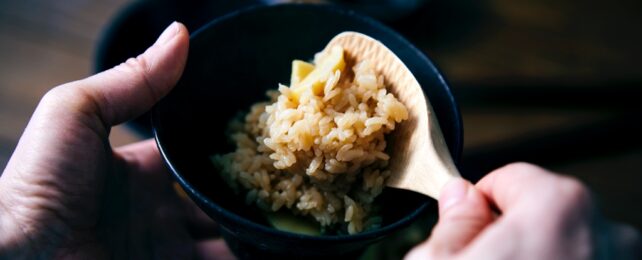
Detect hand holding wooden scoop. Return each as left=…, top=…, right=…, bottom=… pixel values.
left=323, top=32, right=461, bottom=199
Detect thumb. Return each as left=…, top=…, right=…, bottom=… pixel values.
left=406, top=179, right=493, bottom=259
left=0, top=22, right=189, bottom=255
left=47, top=21, right=189, bottom=128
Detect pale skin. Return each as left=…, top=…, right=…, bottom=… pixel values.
left=406, top=163, right=641, bottom=260
left=0, top=22, right=639, bottom=259
left=0, top=22, right=231, bottom=259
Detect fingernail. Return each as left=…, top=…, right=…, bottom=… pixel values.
left=439, top=178, right=469, bottom=213
left=155, top=21, right=179, bottom=45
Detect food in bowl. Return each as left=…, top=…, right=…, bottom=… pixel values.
left=212, top=45, right=408, bottom=235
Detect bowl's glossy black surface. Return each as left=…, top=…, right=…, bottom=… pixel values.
left=152, top=4, right=462, bottom=259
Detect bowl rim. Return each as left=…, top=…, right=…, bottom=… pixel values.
left=153, top=3, right=462, bottom=241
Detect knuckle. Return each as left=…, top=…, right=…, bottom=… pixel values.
left=557, top=176, right=592, bottom=207
left=41, top=84, right=72, bottom=105
left=114, top=57, right=148, bottom=83
left=555, top=176, right=593, bottom=213
left=40, top=83, right=106, bottom=126
left=441, top=203, right=490, bottom=226
left=496, top=162, right=547, bottom=177
left=123, top=56, right=151, bottom=76
left=116, top=56, right=159, bottom=100
left=40, top=84, right=88, bottom=112
left=502, top=162, right=541, bottom=173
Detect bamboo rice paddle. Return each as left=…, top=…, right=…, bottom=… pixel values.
left=323, top=32, right=461, bottom=199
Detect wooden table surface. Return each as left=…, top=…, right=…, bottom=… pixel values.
left=1, top=0, right=641, bottom=245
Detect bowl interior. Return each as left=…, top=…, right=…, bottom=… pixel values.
left=153, top=4, right=462, bottom=240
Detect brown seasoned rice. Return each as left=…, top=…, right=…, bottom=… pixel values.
left=212, top=47, right=408, bottom=234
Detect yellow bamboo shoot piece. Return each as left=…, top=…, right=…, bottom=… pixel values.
left=291, top=46, right=345, bottom=99
left=290, top=60, right=315, bottom=86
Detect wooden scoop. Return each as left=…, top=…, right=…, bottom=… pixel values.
left=324, top=32, right=461, bottom=199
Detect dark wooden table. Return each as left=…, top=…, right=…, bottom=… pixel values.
left=0, top=0, right=136, bottom=163
left=1, top=0, right=641, bottom=253
left=399, top=0, right=642, bottom=229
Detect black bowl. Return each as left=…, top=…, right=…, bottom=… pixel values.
left=152, top=4, right=462, bottom=259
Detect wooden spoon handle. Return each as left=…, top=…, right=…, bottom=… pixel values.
left=386, top=106, right=462, bottom=199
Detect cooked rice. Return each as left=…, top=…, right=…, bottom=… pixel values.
left=213, top=47, right=408, bottom=234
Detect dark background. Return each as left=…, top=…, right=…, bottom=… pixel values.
left=1, top=0, right=640, bottom=252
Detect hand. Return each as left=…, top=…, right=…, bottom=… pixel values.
left=406, top=162, right=641, bottom=259
left=0, top=22, right=233, bottom=259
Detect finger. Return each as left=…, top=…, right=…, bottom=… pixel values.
left=116, top=140, right=219, bottom=239
left=149, top=203, right=194, bottom=260
left=466, top=163, right=602, bottom=259
left=172, top=182, right=216, bottom=227
left=405, top=178, right=493, bottom=259
left=115, top=139, right=172, bottom=191
left=45, top=21, right=189, bottom=128
left=195, top=239, right=236, bottom=260
left=114, top=139, right=167, bottom=178
left=180, top=192, right=220, bottom=239
left=475, top=162, right=585, bottom=212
